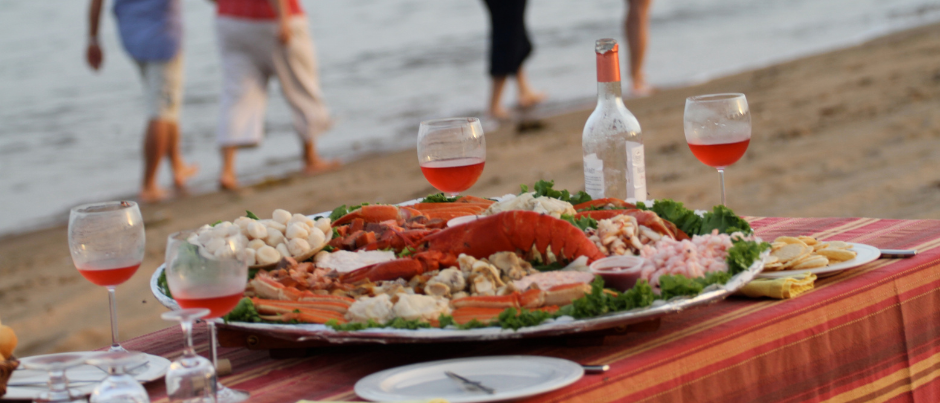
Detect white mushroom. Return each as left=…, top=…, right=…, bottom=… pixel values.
left=272, top=209, right=292, bottom=225
left=307, top=227, right=326, bottom=249
left=247, top=221, right=268, bottom=240
left=288, top=238, right=311, bottom=256
left=256, top=246, right=280, bottom=266
left=285, top=223, right=310, bottom=240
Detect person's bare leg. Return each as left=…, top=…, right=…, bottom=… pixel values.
left=488, top=75, right=510, bottom=119
left=515, top=68, right=546, bottom=108
left=166, top=120, right=198, bottom=189
left=626, top=0, right=653, bottom=95
left=302, top=140, right=341, bottom=175
left=220, top=146, right=239, bottom=190
left=140, top=119, right=169, bottom=202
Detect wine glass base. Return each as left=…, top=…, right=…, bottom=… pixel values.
left=107, top=345, right=128, bottom=353
left=216, top=384, right=250, bottom=403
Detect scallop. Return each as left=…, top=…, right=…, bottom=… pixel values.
left=224, top=224, right=241, bottom=237
left=226, top=235, right=248, bottom=250
left=291, top=213, right=315, bottom=229
left=273, top=209, right=292, bottom=225
left=186, top=234, right=200, bottom=245
left=285, top=223, right=310, bottom=240
left=314, top=218, right=331, bottom=237
left=197, top=224, right=212, bottom=234
left=247, top=239, right=267, bottom=250
left=214, top=245, right=235, bottom=260
left=265, top=228, right=285, bottom=247
left=205, top=237, right=226, bottom=254
left=234, top=216, right=253, bottom=230
left=263, top=219, right=287, bottom=233
left=247, top=221, right=268, bottom=239
left=256, top=246, right=281, bottom=266
left=236, top=248, right=257, bottom=266
left=307, top=227, right=326, bottom=249
left=197, top=231, right=215, bottom=246
left=276, top=243, right=291, bottom=259
left=288, top=238, right=311, bottom=256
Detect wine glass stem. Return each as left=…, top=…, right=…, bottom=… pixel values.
left=717, top=168, right=726, bottom=206
left=181, top=320, right=196, bottom=357
left=208, top=321, right=219, bottom=373
left=107, top=286, right=124, bottom=352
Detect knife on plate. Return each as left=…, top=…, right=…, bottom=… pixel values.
left=879, top=249, right=917, bottom=259
left=444, top=371, right=496, bottom=394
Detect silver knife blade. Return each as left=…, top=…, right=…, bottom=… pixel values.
left=879, top=249, right=917, bottom=258
left=444, top=371, right=496, bottom=394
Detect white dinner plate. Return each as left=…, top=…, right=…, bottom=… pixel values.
left=756, top=242, right=880, bottom=279
left=355, top=355, right=584, bottom=403
left=3, top=352, right=170, bottom=401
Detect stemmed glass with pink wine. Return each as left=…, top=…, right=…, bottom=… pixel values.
left=684, top=93, right=751, bottom=206
left=417, top=117, right=486, bottom=197
left=68, top=201, right=145, bottom=353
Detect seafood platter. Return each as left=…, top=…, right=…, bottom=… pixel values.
left=151, top=181, right=771, bottom=344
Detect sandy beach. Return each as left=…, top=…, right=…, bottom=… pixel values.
left=2, top=22, right=940, bottom=357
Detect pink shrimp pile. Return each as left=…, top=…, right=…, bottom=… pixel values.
left=639, top=230, right=735, bottom=293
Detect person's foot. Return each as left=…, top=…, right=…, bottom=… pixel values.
left=488, top=106, right=511, bottom=121
left=630, top=83, right=655, bottom=97
left=303, top=159, right=342, bottom=176
left=518, top=91, right=547, bottom=109
left=139, top=187, right=169, bottom=203
left=219, top=173, right=239, bottom=191
left=173, top=164, right=199, bottom=189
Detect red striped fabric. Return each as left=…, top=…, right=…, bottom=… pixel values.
left=125, top=217, right=940, bottom=403
left=217, top=0, right=303, bottom=20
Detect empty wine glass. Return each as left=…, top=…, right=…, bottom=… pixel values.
left=417, top=117, right=486, bottom=197
left=683, top=93, right=751, bottom=206
left=165, top=232, right=247, bottom=403
left=161, top=309, right=217, bottom=403
left=19, top=353, right=87, bottom=403
left=85, top=352, right=149, bottom=403
left=68, top=201, right=145, bottom=353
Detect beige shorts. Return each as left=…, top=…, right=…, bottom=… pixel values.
left=215, top=16, right=331, bottom=146
left=136, top=52, right=184, bottom=121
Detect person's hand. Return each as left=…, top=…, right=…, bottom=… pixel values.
left=277, top=20, right=291, bottom=44
left=86, top=42, right=103, bottom=71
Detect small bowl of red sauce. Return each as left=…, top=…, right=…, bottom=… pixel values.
left=589, top=255, right=646, bottom=291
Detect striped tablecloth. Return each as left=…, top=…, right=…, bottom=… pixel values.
left=126, top=217, right=940, bottom=403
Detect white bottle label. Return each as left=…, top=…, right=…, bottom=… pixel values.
left=583, top=153, right=605, bottom=199
left=626, top=143, right=646, bottom=201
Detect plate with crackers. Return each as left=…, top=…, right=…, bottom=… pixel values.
left=757, top=236, right=880, bottom=279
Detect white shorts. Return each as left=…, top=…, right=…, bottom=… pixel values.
left=215, top=16, right=331, bottom=146
left=136, top=52, right=183, bottom=121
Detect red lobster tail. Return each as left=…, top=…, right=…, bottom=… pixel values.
left=422, top=211, right=606, bottom=262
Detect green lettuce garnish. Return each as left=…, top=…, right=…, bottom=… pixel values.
left=420, top=193, right=460, bottom=203
left=519, top=180, right=592, bottom=205
left=223, top=298, right=262, bottom=323
left=561, top=214, right=598, bottom=231
left=637, top=199, right=751, bottom=236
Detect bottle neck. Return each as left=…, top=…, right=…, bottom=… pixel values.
left=596, top=81, right=624, bottom=105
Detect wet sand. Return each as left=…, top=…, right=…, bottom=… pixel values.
left=2, top=23, right=940, bottom=357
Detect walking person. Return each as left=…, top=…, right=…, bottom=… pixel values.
left=482, top=0, right=545, bottom=120
left=86, top=0, right=198, bottom=202
left=624, top=0, right=653, bottom=96
left=214, top=0, right=339, bottom=190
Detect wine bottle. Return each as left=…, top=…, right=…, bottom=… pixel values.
left=582, top=38, right=646, bottom=201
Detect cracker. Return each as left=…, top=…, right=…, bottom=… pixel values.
left=781, top=250, right=814, bottom=270
left=793, top=256, right=829, bottom=270
left=798, top=236, right=818, bottom=245
left=771, top=242, right=787, bottom=251
left=775, top=236, right=808, bottom=247
left=772, top=243, right=809, bottom=263
left=826, top=241, right=852, bottom=250
left=764, top=262, right=784, bottom=271
left=815, top=248, right=857, bottom=262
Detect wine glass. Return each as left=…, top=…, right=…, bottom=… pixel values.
left=69, top=201, right=145, bottom=353
left=18, top=353, right=87, bottom=403
left=683, top=93, right=751, bottom=206
left=165, top=231, right=248, bottom=403
left=417, top=117, right=486, bottom=197
left=161, top=309, right=217, bottom=403
left=85, top=352, right=150, bottom=403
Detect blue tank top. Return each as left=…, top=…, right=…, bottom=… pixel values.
left=113, top=0, right=182, bottom=62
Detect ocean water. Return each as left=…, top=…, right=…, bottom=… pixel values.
left=1, top=0, right=939, bottom=236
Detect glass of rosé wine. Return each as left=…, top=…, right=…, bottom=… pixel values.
left=417, top=117, right=486, bottom=197
left=683, top=93, right=751, bottom=206
left=165, top=231, right=248, bottom=403
left=68, top=201, right=145, bottom=353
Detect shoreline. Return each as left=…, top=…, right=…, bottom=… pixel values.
left=2, top=22, right=940, bottom=356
